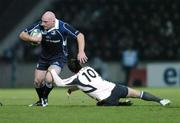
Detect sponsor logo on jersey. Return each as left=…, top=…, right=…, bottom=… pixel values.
left=46, top=39, right=61, bottom=43
left=51, top=30, right=56, bottom=35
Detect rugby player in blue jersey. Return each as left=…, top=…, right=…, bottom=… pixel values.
left=19, top=11, right=88, bottom=107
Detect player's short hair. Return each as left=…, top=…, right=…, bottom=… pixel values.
left=67, top=59, right=82, bottom=73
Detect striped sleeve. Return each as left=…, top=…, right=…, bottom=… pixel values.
left=23, top=22, right=41, bottom=34
left=63, top=23, right=80, bottom=38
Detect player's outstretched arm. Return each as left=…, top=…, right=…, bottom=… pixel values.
left=49, top=69, right=77, bottom=87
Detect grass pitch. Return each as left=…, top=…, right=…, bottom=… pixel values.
left=0, top=87, right=180, bottom=123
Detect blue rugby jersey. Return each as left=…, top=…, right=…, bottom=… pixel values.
left=24, top=19, right=80, bottom=60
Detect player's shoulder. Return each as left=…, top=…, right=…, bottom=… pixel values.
left=58, top=19, right=72, bottom=28
left=56, top=19, right=66, bottom=31
left=83, top=66, right=92, bottom=69
left=59, top=19, right=65, bottom=24
left=86, top=66, right=95, bottom=70
left=58, top=20, right=65, bottom=27
left=26, top=21, right=43, bottom=32
left=79, top=66, right=95, bottom=72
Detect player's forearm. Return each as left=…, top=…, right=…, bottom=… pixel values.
left=19, top=31, right=31, bottom=42
left=50, top=69, right=66, bottom=87
left=19, top=31, right=42, bottom=43
left=77, top=33, right=85, bottom=53
left=50, top=69, right=77, bottom=87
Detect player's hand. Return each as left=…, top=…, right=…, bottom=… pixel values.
left=77, top=51, right=88, bottom=64
left=67, top=89, right=72, bottom=96
left=29, top=35, right=42, bottom=43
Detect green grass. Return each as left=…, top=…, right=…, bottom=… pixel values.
left=0, top=87, right=180, bottom=123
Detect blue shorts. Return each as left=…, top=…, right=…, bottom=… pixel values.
left=36, top=56, right=67, bottom=70
left=97, top=84, right=128, bottom=106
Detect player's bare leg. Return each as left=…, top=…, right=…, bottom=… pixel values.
left=29, top=69, right=46, bottom=107
left=126, top=87, right=171, bottom=106
left=43, top=65, right=61, bottom=106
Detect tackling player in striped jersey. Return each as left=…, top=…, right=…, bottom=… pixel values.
left=47, top=59, right=171, bottom=106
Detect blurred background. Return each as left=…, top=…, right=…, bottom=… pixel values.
left=0, top=0, right=180, bottom=88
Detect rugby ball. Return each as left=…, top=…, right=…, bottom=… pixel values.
left=30, top=29, right=42, bottom=46
left=30, top=29, right=42, bottom=37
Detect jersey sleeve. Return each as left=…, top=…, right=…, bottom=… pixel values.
left=23, top=21, right=41, bottom=35
left=51, top=69, right=78, bottom=87
left=63, top=23, right=80, bottom=38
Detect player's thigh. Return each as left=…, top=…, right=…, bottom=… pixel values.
left=48, top=65, right=62, bottom=74
left=127, top=87, right=141, bottom=98
left=34, top=69, right=47, bottom=83
left=46, top=65, right=62, bottom=82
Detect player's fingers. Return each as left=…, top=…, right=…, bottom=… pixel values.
left=83, top=55, right=88, bottom=62
left=79, top=59, right=84, bottom=64
left=78, top=52, right=88, bottom=62
left=80, top=57, right=88, bottom=64
left=84, top=57, right=88, bottom=63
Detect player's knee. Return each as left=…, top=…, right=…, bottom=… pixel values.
left=45, top=82, right=53, bottom=88
left=34, top=81, right=44, bottom=88
left=127, top=87, right=141, bottom=98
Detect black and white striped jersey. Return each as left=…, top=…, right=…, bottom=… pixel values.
left=51, top=66, right=115, bottom=101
